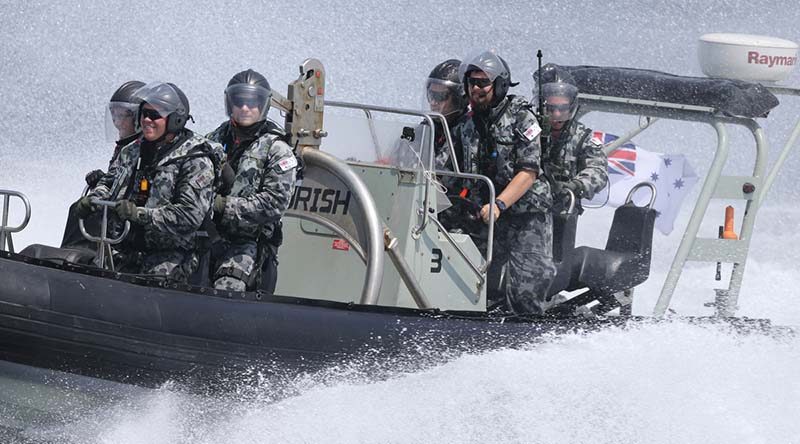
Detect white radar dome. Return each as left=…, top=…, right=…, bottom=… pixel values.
left=698, top=33, right=798, bottom=83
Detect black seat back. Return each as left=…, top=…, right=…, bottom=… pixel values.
left=605, top=203, right=657, bottom=258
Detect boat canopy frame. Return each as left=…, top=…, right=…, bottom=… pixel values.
left=575, top=85, right=800, bottom=317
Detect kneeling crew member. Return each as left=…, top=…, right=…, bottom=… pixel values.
left=206, top=69, right=297, bottom=292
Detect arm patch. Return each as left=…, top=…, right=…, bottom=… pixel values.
left=522, top=121, right=542, bottom=142
left=276, top=156, right=298, bottom=173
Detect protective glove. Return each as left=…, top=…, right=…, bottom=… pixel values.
left=84, top=169, right=105, bottom=188
left=218, top=162, right=235, bottom=195
left=74, top=196, right=96, bottom=219
left=213, top=196, right=227, bottom=222
left=114, top=200, right=139, bottom=222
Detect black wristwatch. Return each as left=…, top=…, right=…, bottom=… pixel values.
left=495, top=198, right=508, bottom=212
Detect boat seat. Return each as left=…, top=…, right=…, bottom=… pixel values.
left=547, top=203, right=656, bottom=314
left=18, top=244, right=96, bottom=265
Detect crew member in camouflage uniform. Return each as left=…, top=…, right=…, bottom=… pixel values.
left=75, top=82, right=219, bottom=282
left=458, top=50, right=555, bottom=315
left=388, top=60, right=467, bottom=172
left=206, top=69, right=297, bottom=292
left=62, top=80, right=146, bottom=249
left=426, top=59, right=468, bottom=172
left=534, top=65, right=607, bottom=210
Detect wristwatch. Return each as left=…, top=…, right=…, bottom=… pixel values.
left=495, top=198, right=508, bottom=212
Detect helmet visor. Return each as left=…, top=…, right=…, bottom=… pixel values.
left=540, top=83, right=579, bottom=122
left=225, top=83, right=270, bottom=125
left=458, top=50, right=507, bottom=82
left=423, top=78, right=463, bottom=117
left=105, top=101, right=138, bottom=142
left=132, top=82, right=184, bottom=118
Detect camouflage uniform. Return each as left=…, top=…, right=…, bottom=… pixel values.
left=459, top=95, right=556, bottom=314
left=89, top=130, right=219, bottom=281
left=206, top=120, right=297, bottom=291
left=544, top=120, right=608, bottom=204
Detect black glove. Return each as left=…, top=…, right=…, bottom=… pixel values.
left=114, top=200, right=139, bottom=222
left=75, top=196, right=96, bottom=219
left=218, top=162, right=235, bottom=195
left=84, top=169, right=105, bottom=188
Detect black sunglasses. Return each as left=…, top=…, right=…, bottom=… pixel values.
left=427, top=89, right=451, bottom=102
left=467, top=77, right=493, bottom=88
left=140, top=108, right=164, bottom=121
left=231, top=95, right=262, bottom=108
left=545, top=103, right=573, bottom=113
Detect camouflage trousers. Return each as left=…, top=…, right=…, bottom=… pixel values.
left=212, top=240, right=258, bottom=291
left=140, top=250, right=197, bottom=283
left=477, top=211, right=556, bottom=315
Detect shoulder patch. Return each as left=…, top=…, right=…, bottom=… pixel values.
left=522, top=121, right=542, bottom=142
left=189, top=171, right=213, bottom=189
left=277, top=156, right=298, bottom=173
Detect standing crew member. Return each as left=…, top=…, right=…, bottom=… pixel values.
left=458, top=50, right=555, bottom=314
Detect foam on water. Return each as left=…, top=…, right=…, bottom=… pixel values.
left=2, top=0, right=799, bottom=442
left=19, top=322, right=800, bottom=444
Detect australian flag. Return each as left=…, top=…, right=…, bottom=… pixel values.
left=588, top=131, right=697, bottom=235
left=594, top=131, right=636, bottom=176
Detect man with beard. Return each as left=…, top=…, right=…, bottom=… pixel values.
left=458, top=50, right=555, bottom=315
left=76, top=82, right=219, bottom=282
left=206, top=69, right=297, bottom=292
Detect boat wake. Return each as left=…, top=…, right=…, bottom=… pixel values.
left=4, top=320, right=797, bottom=444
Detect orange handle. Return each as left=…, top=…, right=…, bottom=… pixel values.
left=722, top=205, right=738, bottom=240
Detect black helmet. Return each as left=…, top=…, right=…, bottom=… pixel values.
left=459, top=50, right=515, bottom=107
left=425, top=59, right=467, bottom=119
left=534, top=64, right=579, bottom=122
left=132, top=82, right=191, bottom=134
left=110, top=80, right=146, bottom=103
left=106, top=80, right=145, bottom=141
left=535, top=63, right=576, bottom=85
left=225, top=69, right=272, bottom=125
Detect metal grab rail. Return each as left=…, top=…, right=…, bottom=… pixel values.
left=324, top=101, right=448, bottom=238
left=0, top=189, right=32, bottom=253
left=428, top=170, right=496, bottom=276
left=79, top=199, right=130, bottom=270
left=301, top=148, right=385, bottom=305
left=625, top=182, right=657, bottom=208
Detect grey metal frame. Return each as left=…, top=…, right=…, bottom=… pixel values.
left=576, top=88, right=800, bottom=317
left=78, top=199, right=130, bottom=270
left=323, top=101, right=496, bottom=279
left=0, top=189, right=31, bottom=253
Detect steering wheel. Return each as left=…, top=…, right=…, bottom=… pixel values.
left=437, top=195, right=486, bottom=237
